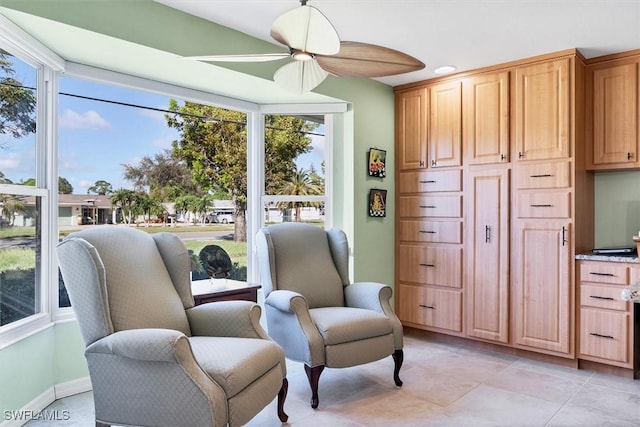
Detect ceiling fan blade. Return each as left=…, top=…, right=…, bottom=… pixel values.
left=316, top=41, right=425, bottom=77
left=270, top=5, right=340, bottom=55
left=182, top=53, right=290, bottom=63
left=273, top=60, right=328, bottom=94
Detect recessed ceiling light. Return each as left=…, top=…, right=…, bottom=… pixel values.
left=434, top=65, right=456, bottom=74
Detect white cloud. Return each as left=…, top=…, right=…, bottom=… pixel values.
left=0, top=152, right=21, bottom=170
left=138, top=106, right=168, bottom=122
left=59, top=109, right=111, bottom=130
left=78, top=180, right=93, bottom=189
left=150, top=134, right=174, bottom=149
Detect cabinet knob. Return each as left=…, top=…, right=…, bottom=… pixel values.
left=628, top=152, right=633, bottom=160
left=500, top=154, right=506, bottom=161
left=431, top=159, right=436, bottom=166
left=518, top=152, right=524, bottom=159
left=419, top=161, right=425, bottom=167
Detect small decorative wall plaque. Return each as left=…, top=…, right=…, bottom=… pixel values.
left=368, top=189, right=387, bottom=217
left=368, top=148, right=386, bottom=178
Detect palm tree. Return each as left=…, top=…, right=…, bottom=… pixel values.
left=110, top=189, right=138, bottom=224
left=277, top=168, right=323, bottom=222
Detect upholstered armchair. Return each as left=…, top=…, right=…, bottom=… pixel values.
left=57, top=226, right=288, bottom=427
left=256, top=223, right=403, bottom=408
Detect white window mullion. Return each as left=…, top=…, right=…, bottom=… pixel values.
left=246, top=111, right=265, bottom=284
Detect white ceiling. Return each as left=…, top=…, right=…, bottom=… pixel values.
left=156, top=0, right=640, bottom=87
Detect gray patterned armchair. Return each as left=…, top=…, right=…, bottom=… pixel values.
left=256, top=223, right=403, bottom=408
left=57, top=226, right=288, bottom=427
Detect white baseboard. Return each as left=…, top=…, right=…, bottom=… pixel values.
left=1, top=377, right=91, bottom=427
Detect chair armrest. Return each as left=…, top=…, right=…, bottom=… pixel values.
left=264, top=289, right=308, bottom=314
left=344, top=282, right=391, bottom=312
left=86, top=328, right=190, bottom=362
left=186, top=300, right=269, bottom=339
left=345, top=282, right=404, bottom=350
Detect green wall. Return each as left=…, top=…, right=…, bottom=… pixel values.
left=594, top=170, right=640, bottom=247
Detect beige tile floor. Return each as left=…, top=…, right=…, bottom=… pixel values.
left=26, top=330, right=640, bottom=426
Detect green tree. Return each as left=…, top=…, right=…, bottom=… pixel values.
left=135, top=193, right=163, bottom=226
left=1, top=196, right=25, bottom=226
left=166, top=101, right=317, bottom=241
left=58, top=177, right=73, bottom=194
left=87, top=180, right=113, bottom=195
left=277, top=168, right=323, bottom=222
left=0, top=171, right=13, bottom=184
left=0, top=51, right=36, bottom=143
left=122, top=149, right=202, bottom=201
left=110, top=188, right=138, bottom=224
left=21, top=178, right=35, bottom=186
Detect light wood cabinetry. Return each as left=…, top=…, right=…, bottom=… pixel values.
left=512, top=221, right=571, bottom=354
left=586, top=51, right=640, bottom=170
left=577, top=260, right=636, bottom=370
left=396, top=165, right=463, bottom=334
left=395, top=49, right=593, bottom=362
left=513, top=58, right=570, bottom=161
left=429, top=80, right=462, bottom=167
left=396, top=88, right=428, bottom=171
left=463, top=72, right=510, bottom=165
left=465, top=167, right=510, bottom=343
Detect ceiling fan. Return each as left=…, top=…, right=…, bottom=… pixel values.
left=184, top=0, right=425, bottom=94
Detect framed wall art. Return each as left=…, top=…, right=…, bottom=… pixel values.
left=368, top=188, right=387, bottom=217
left=368, top=148, right=386, bottom=178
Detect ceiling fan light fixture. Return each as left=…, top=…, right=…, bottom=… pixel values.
left=291, top=51, right=315, bottom=61
left=434, top=65, right=457, bottom=74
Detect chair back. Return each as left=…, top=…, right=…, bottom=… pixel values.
left=57, top=226, right=191, bottom=346
left=257, top=223, right=345, bottom=308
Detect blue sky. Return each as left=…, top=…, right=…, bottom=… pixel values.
left=1, top=54, right=324, bottom=194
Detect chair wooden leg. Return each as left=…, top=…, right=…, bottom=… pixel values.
left=392, top=349, right=404, bottom=386
left=304, top=364, right=325, bottom=409
left=277, top=378, right=289, bottom=422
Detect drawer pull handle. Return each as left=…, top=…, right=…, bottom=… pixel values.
left=589, top=295, right=614, bottom=301
left=589, top=272, right=615, bottom=277
left=530, top=174, right=552, bottom=178
left=530, top=204, right=552, bottom=207
left=589, top=332, right=614, bottom=339
left=419, top=230, right=436, bottom=234
left=419, top=263, right=435, bottom=267
left=420, top=205, right=436, bottom=209
left=419, top=304, right=435, bottom=310
left=420, top=180, right=436, bottom=184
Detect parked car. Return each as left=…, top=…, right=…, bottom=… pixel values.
left=204, top=211, right=235, bottom=224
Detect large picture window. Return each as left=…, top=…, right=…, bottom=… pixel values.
left=0, top=50, right=43, bottom=327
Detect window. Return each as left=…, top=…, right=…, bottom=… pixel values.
left=0, top=51, right=44, bottom=327
left=262, top=114, right=327, bottom=227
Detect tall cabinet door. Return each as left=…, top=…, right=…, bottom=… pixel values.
left=590, top=62, right=638, bottom=167
left=429, top=81, right=461, bottom=167
left=396, top=88, right=428, bottom=170
left=513, top=58, right=570, bottom=161
left=463, top=72, right=510, bottom=165
left=465, top=168, right=510, bottom=343
left=513, top=221, right=571, bottom=355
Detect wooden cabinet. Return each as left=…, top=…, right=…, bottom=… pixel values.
left=465, top=168, right=510, bottom=343
left=513, top=221, right=572, bottom=355
left=577, top=260, right=636, bottom=370
left=587, top=52, right=640, bottom=170
left=396, top=88, right=428, bottom=170
left=429, top=80, right=462, bottom=167
left=396, top=166, right=463, bottom=335
left=395, top=49, right=593, bottom=362
left=463, top=72, right=510, bottom=165
left=513, top=58, right=570, bottom=161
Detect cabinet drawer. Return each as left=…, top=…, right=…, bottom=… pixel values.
left=516, top=162, right=571, bottom=189
left=579, top=308, right=630, bottom=363
left=579, top=262, right=629, bottom=285
left=398, top=195, right=462, bottom=218
left=398, top=220, right=462, bottom=243
left=516, top=191, right=570, bottom=218
left=398, top=245, right=462, bottom=288
left=398, top=284, right=462, bottom=332
left=580, top=284, right=629, bottom=311
left=399, top=170, right=461, bottom=193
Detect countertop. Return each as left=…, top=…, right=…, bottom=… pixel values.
left=575, top=253, right=639, bottom=263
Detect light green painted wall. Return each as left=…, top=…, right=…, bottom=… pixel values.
left=0, top=327, right=55, bottom=412
left=54, top=322, right=88, bottom=384
left=594, top=170, right=640, bottom=247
